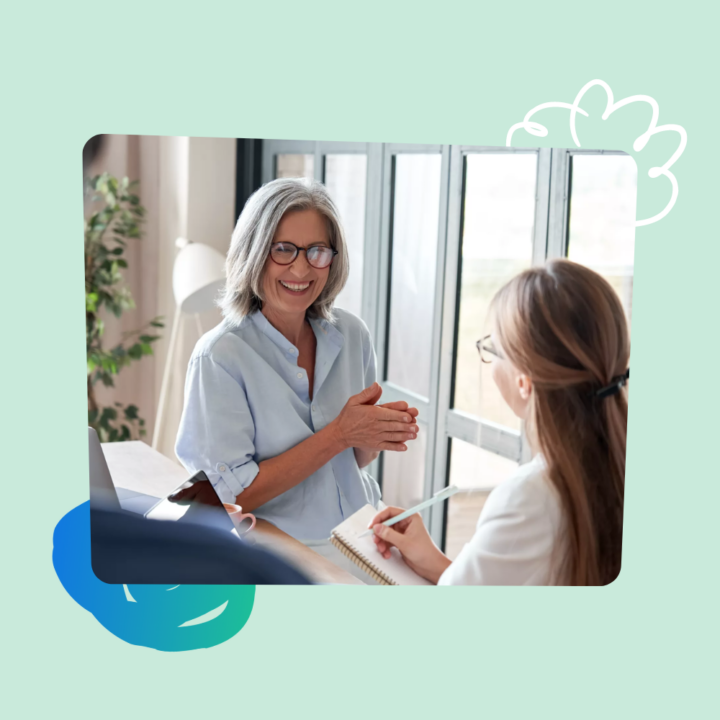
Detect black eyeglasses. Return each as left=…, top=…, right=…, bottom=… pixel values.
left=269, top=242, right=338, bottom=269
left=476, top=334, right=502, bottom=364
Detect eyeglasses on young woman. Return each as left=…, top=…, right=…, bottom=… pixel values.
left=476, top=334, right=502, bottom=364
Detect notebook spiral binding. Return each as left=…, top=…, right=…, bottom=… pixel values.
left=330, top=535, right=397, bottom=585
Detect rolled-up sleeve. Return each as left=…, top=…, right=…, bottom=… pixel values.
left=175, top=355, right=260, bottom=503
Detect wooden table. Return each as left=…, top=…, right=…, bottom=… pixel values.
left=101, top=440, right=363, bottom=585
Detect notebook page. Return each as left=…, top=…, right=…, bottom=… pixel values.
left=332, top=505, right=432, bottom=586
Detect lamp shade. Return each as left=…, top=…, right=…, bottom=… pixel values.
left=172, top=240, right=226, bottom=314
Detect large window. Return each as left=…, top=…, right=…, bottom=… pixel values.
left=444, top=151, right=539, bottom=549
left=325, top=154, right=368, bottom=317
left=387, top=154, right=442, bottom=399
left=380, top=149, right=445, bottom=510
left=261, top=141, right=636, bottom=551
left=454, top=153, right=537, bottom=429
left=567, top=153, right=637, bottom=322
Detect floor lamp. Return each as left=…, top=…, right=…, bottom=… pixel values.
left=152, top=237, right=226, bottom=450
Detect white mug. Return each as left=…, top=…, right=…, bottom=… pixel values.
left=222, top=503, right=257, bottom=535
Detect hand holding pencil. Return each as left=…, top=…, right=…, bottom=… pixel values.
left=366, top=492, right=457, bottom=584
left=359, top=485, right=460, bottom=538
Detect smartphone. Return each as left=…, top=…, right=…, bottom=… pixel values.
left=144, top=471, right=236, bottom=534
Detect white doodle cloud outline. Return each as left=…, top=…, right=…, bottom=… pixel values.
left=506, top=79, right=687, bottom=226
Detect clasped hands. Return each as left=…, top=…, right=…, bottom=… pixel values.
left=331, top=382, right=419, bottom=454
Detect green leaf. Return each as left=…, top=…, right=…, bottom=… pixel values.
left=150, top=319, right=164, bottom=328
left=140, top=343, right=152, bottom=355
left=128, top=343, right=143, bottom=360
left=100, top=407, right=118, bottom=422
left=139, top=335, right=160, bottom=344
left=88, top=409, right=98, bottom=424
left=100, top=356, right=118, bottom=374
left=124, top=405, right=139, bottom=420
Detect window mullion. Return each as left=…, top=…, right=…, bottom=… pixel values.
left=361, top=143, right=384, bottom=340
left=422, top=144, right=452, bottom=516
left=427, top=145, right=464, bottom=547
left=547, top=148, right=571, bottom=259
left=533, top=147, right=552, bottom=266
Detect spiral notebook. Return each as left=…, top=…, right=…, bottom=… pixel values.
left=329, top=505, right=432, bottom=585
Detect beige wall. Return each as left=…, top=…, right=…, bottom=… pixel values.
left=88, top=134, right=236, bottom=461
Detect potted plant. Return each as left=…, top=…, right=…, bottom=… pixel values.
left=85, top=173, right=163, bottom=442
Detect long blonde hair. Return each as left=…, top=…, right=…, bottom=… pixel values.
left=491, top=259, right=629, bottom=585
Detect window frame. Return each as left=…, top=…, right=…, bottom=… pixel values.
left=259, top=140, right=633, bottom=551
left=374, top=144, right=449, bottom=512
left=426, top=146, right=549, bottom=545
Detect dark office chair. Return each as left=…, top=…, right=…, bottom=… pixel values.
left=91, top=504, right=312, bottom=585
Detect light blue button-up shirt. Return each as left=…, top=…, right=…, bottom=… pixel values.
left=175, top=307, right=381, bottom=540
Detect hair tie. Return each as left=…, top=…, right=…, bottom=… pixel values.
left=595, top=369, right=630, bottom=399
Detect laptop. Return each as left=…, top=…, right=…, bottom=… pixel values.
left=88, top=426, right=123, bottom=511
left=88, top=427, right=236, bottom=533
left=87, top=427, right=313, bottom=584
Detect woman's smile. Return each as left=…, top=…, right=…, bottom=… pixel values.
left=279, top=279, right=314, bottom=295
left=261, top=208, right=331, bottom=314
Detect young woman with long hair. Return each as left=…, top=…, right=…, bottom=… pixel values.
left=368, top=259, right=629, bottom=585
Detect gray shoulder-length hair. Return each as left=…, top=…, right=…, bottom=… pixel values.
left=218, top=177, right=350, bottom=325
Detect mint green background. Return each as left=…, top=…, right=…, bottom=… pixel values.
left=2, top=2, right=717, bottom=717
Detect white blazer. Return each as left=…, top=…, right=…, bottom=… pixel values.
left=438, top=455, right=565, bottom=586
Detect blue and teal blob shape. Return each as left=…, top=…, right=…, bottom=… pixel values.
left=53, top=502, right=255, bottom=652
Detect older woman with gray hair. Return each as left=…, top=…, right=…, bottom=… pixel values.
left=174, top=178, right=419, bottom=542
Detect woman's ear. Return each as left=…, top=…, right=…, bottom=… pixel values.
left=516, top=374, right=533, bottom=400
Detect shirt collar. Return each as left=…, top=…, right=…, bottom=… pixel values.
left=309, top=316, right=344, bottom=396
left=249, top=310, right=344, bottom=352
left=249, top=310, right=298, bottom=354
left=308, top=315, right=344, bottom=350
